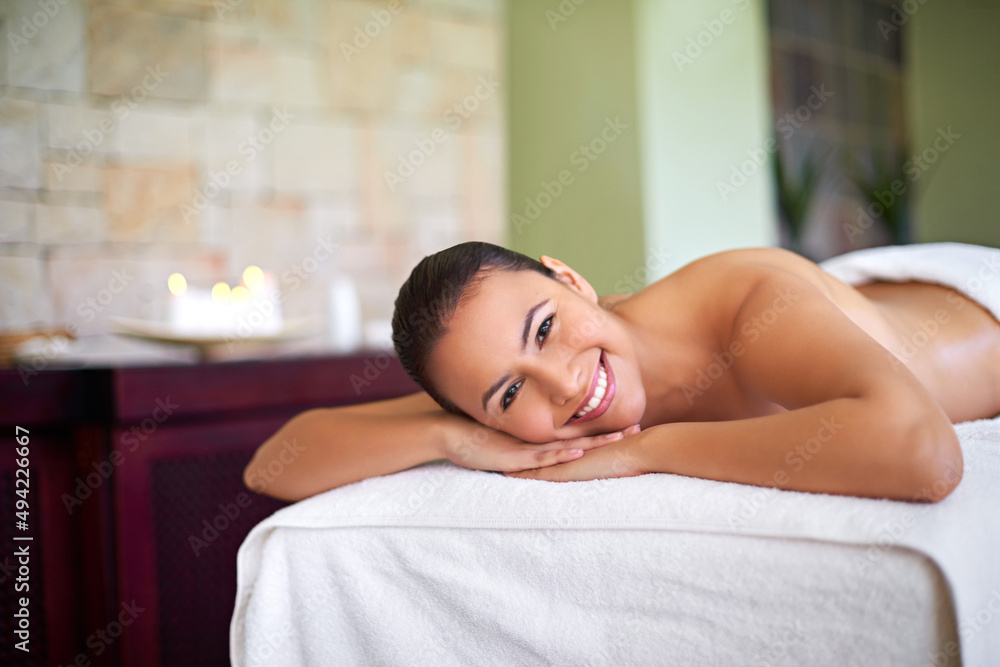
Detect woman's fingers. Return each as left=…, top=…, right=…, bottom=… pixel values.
left=560, top=424, right=642, bottom=451
left=510, top=424, right=642, bottom=472
left=506, top=446, right=583, bottom=473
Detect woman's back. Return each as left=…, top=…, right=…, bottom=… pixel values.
left=618, top=247, right=1000, bottom=425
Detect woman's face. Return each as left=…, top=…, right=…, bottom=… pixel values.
left=428, top=257, right=647, bottom=443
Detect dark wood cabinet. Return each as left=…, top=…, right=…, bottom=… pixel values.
left=0, top=352, right=418, bottom=666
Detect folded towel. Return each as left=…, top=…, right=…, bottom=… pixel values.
left=232, top=242, right=1000, bottom=666
left=820, top=241, right=1000, bottom=322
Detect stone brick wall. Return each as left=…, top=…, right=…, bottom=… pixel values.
left=0, top=0, right=505, bottom=344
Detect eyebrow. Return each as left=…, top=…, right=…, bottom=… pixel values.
left=481, top=299, right=550, bottom=412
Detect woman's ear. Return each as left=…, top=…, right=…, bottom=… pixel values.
left=539, top=255, right=598, bottom=303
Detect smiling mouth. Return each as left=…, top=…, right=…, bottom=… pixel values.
left=566, top=351, right=615, bottom=426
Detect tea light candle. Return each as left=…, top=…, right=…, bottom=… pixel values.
left=168, top=273, right=211, bottom=334
left=167, top=268, right=284, bottom=337
left=169, top=273, right=226, bottom=335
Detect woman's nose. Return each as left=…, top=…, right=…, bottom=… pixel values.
left=536, top=361, right=581, bottom=405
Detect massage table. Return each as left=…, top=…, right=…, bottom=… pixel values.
left=231, top=243, right=1000, bottom=666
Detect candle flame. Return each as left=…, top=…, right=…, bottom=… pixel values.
left=243, top=265, right=265, bottom=291
left=211, top=282, right=232, bottom=303
left=167, top=273, right=187, bottom=297
left=231, top=285, right=250, bottom=303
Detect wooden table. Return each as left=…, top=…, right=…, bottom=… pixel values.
left=0, top=352, right=418, bottom=667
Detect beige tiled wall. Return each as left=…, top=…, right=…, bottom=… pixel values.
left=0, top=0, right=506, bottom=341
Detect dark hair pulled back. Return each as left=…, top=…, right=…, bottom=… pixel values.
left=391, top=241, right=554, bottom=415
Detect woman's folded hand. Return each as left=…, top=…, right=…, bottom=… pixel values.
left=501, top=424, right=645, bottom=481
left=439, top=414, right=641, bottom=477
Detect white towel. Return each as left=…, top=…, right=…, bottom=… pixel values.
left=819, top=241, right=1000, bottom=322
left=231, top=419, right=1000, bottom=666
left=232, top=242, right=1000, bottom=666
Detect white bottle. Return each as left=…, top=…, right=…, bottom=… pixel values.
left=328, top=274, right=362, bottom=353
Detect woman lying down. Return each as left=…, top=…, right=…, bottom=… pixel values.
left=245, top=242, right=1000, bottom=503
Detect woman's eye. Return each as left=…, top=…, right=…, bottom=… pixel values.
left=536, top=315, right=554, bottom=345
left=501, top=381, right=522, bottom=411
left=502, top=315, right=553, bottom=412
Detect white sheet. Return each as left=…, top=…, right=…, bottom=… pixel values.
left=232, top=243, right=1000, bottom=666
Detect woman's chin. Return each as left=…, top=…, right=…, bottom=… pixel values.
left=610, top=391, right=646, bottom=431
left=565, top=394, right=646, bottom=438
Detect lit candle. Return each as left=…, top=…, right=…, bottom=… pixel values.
left=243, top=265, right=265, bottom=292
left=208, top=282, right=235, bottom=333
left=167, top=268, right=284, bottom=338
left=168, top=273, right=205, bottom=334
left=235, top=266, right=283, bottom=336
left=168, top=273, right=187, bottom=297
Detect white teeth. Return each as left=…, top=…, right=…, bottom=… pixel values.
left=574, top=358, right=608, bottom=419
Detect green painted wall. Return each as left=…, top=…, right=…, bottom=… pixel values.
left=634, top=0, right=776, bottom=278
left=907, top=4, right=1000, bottom=247
left=507, top=0, right=645, bottom=294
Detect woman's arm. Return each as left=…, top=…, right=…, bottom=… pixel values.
left=244, top=392, right=447, bottom=501
left=244, top=391, right=621, bottom=502
left=635, top=399, right=958, bottom=501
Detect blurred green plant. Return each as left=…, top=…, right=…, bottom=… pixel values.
left=772, top=142, right=828, bottom=258
left=845, top=146, right=912, bottom=245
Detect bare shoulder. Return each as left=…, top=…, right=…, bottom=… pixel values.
left=671, top=247, right=831, bottom=287
left=623, top=247, right=836, bottom=321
